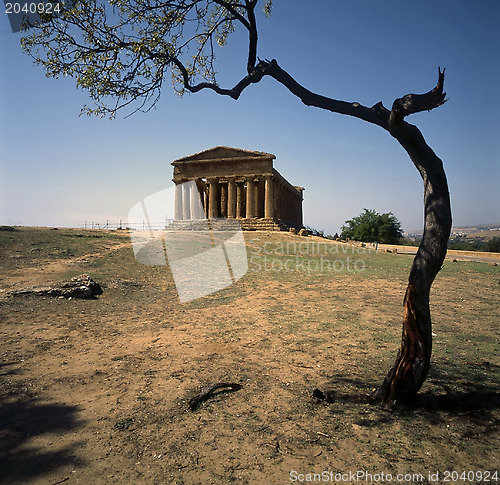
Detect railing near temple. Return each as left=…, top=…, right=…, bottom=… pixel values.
left=81, top=220, right=173, bottom=230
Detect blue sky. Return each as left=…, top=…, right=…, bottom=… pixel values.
left=1, top=0, right=499, bottom=234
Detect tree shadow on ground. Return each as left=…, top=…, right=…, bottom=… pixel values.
left=316, top=363, right=500, bottom=425
left=420, top=363, right=500, bottom=407
left=0, top=362, right=85, bottom=483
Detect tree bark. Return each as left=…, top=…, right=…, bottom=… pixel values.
left=372, top=120, right=452, bottom=404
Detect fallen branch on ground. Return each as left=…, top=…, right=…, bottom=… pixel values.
left=188, top=382, right=242, bottom=411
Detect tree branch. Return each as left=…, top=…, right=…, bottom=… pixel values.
left=212, top=0, right=250, bottom=29
left=259, top=59, right=390, bottom=128
left=389, top=68, right=447, bottom=126
left=169, top=56, right=266, bottom=98
left=244, top=0, right=258, bottom=73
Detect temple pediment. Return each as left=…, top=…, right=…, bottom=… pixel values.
left=173, top=146, right=275, bottom=164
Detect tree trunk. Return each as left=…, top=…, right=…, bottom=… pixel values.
left=372, top=122, right=452, bottom=404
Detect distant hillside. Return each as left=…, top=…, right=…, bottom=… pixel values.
left=450, top=223, right=500, bottom=238
left=407, top=223, right=500, bottom=239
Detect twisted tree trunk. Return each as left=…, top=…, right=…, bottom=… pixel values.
left=373, top=121, right=452, bottom=404
left=256, top=60, right=452, bottom=404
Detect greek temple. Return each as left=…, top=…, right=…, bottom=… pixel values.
left=171, top=147, right=304, bottom=231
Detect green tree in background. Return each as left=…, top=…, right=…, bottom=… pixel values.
left=341, top=209, right=403, bottom=244
left=486, top=237, right=500, bottom=253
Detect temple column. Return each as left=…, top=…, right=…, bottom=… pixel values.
left=183, top=182, right=191, bottom=220
left=282, top=186, right=288, bottom=221
left=246, top=177, right=255, bottom=219
left=253, top=177, right=260, bottom=218
left=275, top=183, right=280, bottom=220
left=227, top=178, right=236, bottom=218
left=285, top=188, right=290, bottom=222
left=278, top=183, right=284, bottom=221
left=282, top=186, right=286, bottom=221
left=203, top=186, right=209, bottom=219
left=174, top=183, right=183, bottom=220
left=199, top=183, right=207, bottom=219
left=264, top=175, right=274, bottom=219
left=297, top=193, right=302, bottom=225
left=285, top=187, right=290, bottom=222
left=259, top=178, right=265, bottom=217
left=236, top=181, right=245, bottom=218
left=208, top=178, right=219, bottom=219
left=273, top=180, right=278, bottom=219
left=220, top=182, right=228, bottom=218
left=190, top=180, right=200, bottom=219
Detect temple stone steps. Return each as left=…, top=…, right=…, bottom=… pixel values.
left=240, top=218, right=290, bottom=231
left=165, top=218, right=302, bottom=232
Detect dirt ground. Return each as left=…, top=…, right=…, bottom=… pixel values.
left=0, top=227, right=498, bottom=484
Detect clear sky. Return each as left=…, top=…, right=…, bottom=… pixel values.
left=1, top=0, right=499, bottom=235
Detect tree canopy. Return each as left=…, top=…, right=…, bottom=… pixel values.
left=22, top=0, right=273, bottom=117
left=341, top=209, right=403, bottom=245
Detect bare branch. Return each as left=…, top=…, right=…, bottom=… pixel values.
left=389, top=68, right=447, bottom=126
left=259, top=59, right=390, bottom=128
left=169, top=56, right=266, bottom=98
left=212, top=0, right=250, bottom=29
left=244, top=0, right=258, bottom=72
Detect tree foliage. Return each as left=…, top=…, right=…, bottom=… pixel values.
left=341, top=209, right=403, bottom=244
left=485, top=237, right=500, bottom=253
left=21, top=0, right=272, bottom=117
